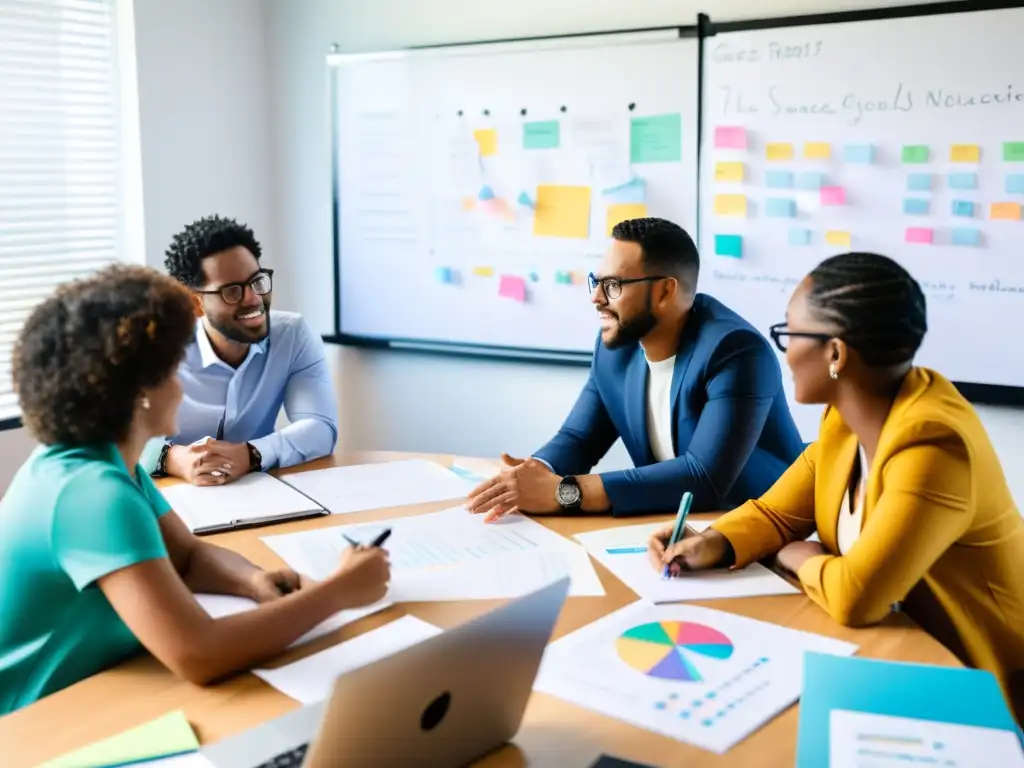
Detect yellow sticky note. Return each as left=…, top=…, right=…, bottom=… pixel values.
left=473, top=128, right=498, bottom=157
left=950, top=144, right=980, bottom=163
left=460, top=197, right=475, bottom=211
left=605, top=203, right=647, bottom=236
left=533, top=185, right=592, bottom=238
left=472, top=266, right=495, bottom=277
left=766, top=142, right=794, bottom=161
left=713, top=194, right=747, bottom=217
left=714, top=161, right=745, bottom=182
left=804, top=142, right=831, bottom=160
left=991, top=202, right=1021, bottom=220
left=825, top=230, right=852, bottom=247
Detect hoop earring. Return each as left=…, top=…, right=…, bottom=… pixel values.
left=829, top=363, right=838, bottom=381
left=141, top=396, right=151, bottom=410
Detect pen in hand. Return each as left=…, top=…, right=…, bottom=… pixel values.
left=662, top=491, right=693, bottom=580
left=343, top=529, right=392, bottom=549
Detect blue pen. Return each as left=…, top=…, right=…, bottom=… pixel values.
left=662, top=491, right=693, bottom=579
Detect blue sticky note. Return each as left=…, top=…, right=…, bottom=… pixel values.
left=434, top=266, right=454, bottom=284
left=765, top=170, right=794, bottom=189
left=1006, top=174, right=1024, bottom=194
left=907, top=173, right=931, bottom=192
left=843, top=143, right=874, bottom=163
left=714, top=234, right=742, bottom=258
left=478, top=185, right=495, bottom=201
left=788, top=228, right=811, bottom=246
left=601, top=177, right=647, bottom=204
left=952, top=227, right=981, bottom=246
left=798, top=172, right=824, bottom=190
left=903, top=198, right=929, bottom=215
left=948, top=172, right=977, bottom=190
left=766, top=198, right=796, bottom=218
left=952, top=200, right=974, bottom=217
left=517, top=191, right=534, bottom=207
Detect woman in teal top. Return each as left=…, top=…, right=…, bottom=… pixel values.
left=0, top=265, right=391, bottom=715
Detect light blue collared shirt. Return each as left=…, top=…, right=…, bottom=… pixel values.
left=142, top=310, right=338, bottom=473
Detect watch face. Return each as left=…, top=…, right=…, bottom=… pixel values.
left=557, top=483, right=581, bottom=506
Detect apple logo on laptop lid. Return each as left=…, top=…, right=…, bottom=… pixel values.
left=420, top=691, right=451, bottom=731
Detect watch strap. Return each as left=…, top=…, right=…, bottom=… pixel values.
left=246, top=442, right=263, bottom=472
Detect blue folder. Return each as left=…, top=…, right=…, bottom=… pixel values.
left=796, top=652, right=1021, bottom=767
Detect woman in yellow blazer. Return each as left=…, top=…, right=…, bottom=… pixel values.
left=648, top=252, right=1024, bottom=723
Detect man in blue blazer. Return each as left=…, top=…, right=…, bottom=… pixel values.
left=467, top=217, right=804, bottom=519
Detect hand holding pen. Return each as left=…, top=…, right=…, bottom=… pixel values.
left=335, top=528, right=392, bottom=607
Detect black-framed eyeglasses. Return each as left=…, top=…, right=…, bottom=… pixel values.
left=768, top=322, right=834, bottom=353
left=588, top=272, right=667, bottom=300
left=195, top=269, right=274, bottom=305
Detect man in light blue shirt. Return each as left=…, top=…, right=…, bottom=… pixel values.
left=143, top=215, right=338, bottom=484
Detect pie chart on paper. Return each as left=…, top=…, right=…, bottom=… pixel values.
left=615, top=621, right=734, bottom=682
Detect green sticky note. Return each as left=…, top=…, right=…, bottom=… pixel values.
left=523, top=120, right=560, bottom=150
left=901, top=145, right=929, bottom=164
left=630, top=113, right=682, bottom=164
left=38, top=710, right=199, bottom=768
left=1004, top=142, right=1024, bottom=162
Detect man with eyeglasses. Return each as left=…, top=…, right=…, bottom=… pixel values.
left=467, top=217, right=804, bottom=520
left=142, top=215, right=338, bottom=485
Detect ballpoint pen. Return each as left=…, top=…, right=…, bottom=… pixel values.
left=662, top=491, right=693, bottom=579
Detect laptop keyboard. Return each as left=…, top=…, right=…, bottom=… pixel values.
left=255, top=743, right=308, bottom=768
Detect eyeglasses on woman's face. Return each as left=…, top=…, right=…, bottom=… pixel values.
left=768, top=322, right=834, bottom=353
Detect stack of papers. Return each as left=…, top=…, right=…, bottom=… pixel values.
left=261, top=506, right=605, bottom=601
left=575, top=521, right=798, bottom=602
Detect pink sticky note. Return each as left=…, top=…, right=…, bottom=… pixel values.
left=714, top=126, right=747, bottom=150
left=498, top=275, right=526, bottom=302
left=905, top=227, right=934, bottom=244
left=820, top=186, right=846, bottom=205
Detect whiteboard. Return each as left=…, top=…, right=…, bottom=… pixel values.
left=698, top=6, right=1024, bottom=405
left=332, top=29, right=700, bottom=357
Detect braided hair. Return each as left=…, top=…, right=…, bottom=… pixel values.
left=806, top=252, right=927, bottom=367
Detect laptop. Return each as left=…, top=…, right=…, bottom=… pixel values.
left=202, top=575, right=571, bottom=767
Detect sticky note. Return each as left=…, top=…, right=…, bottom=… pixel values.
left=713, top=126, right=746, bottom=149
left=1002, top=142, right=1024, bottom=162
left=713, top=194, right=747, bottom=217
left=766, top=170, right=794, bottom=189
left=472, top=266, right=494, bottom=277
left=825, top=230, right=851, bottom=247
left=766, top=198, right=796, bottom=218
left=948, top=172, right=977, bottom=190
left=766, top=142, right=794, bottom=161
left=533, top=185, right=591, bottom=238
left=843, top=144, right=874, bottom=163
left=498, top=275, right=527, bottom=302
left=37, top=710, right=199, bottom=768
left=804, top=142, right=831, bottom=160
left=952, top=227, right=981, bottom=246
left=715, top=161, right=745, bottom=182
left=523, top=120, right=560, bottom=150
left=1006, top=174, right=1024, bottom=194
left=901, top=145, right=929, bottom=164
left=905, top=227, right=934, bottom=244
left=630, top=113, right=682, bottom=163
left=517, top=191, right=534, bottom=207
left=798, top=172, right=824, bottom=190
left=529, top=272, right=539, bottom=282
left=554, top=270, right=573, bottom=285
left=991, top=202, right=1022, bottom=220
left=460, top=197, right=475, bottom=211
left=950, top=144, right=980, bottom=163
left=952, top=200, right=974, bottom=217
left=606, top=202, right=647, bottom=236
left=473, top=128, right=498, bottom=157
left=903, top=198, right=929, bottom=215
left=715, top=234, right=743, bottom=258
left=434, top=266, right=454, bottom=284
left=478, top=185, right=495, bottom=201
left=601, top=177, right=646, bottom=204
left=907, top=173, right=932, bottom=192
left=820, top=186, right=846, bottom=205
left=788, top=228, right=811, bottom=246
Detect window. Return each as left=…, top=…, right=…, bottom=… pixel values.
left=0, top=0, right=137, bottom=422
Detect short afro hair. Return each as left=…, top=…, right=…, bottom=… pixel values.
left=611, top=217, right=700, bottom=292
left=164, top=215, right=262, bottom=288
left=13, top=264, right=197, bottom=445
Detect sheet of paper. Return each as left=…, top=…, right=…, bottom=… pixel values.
left=194, top=593, right=391, bottom=649
left=534, top=600, right=857, bottom=755
left=829, top=709, right=1024, bottom=768
left=254, top=615, right=443, bottom=704
left=629, top=113, right=682, bottom=164
left=262, top=506, right=604, bottom=601
left=606, top=202, right=647, bottom=235
left=134, top=756, right=213, bottom=768
left=532, top=184, right=592, bottom=238
left=159, top=473, right=323, bottom=532
left=574, top=522, right=798, bottom=603
left=279, top=459, right=474, bottom=516
left=38, top=710, right=198, bottom=768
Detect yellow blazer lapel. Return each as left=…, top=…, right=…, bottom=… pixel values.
left=816, top=430, right=858, bottom=554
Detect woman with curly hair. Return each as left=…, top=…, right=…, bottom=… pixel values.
left=0, top=265, right=390, bottom=715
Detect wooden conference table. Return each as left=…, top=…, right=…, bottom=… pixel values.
left=0, top=450, right=962, bottom=768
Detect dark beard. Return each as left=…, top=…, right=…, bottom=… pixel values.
left=208, top=310, right=271, bottom=344
left=604, top=309, right=657, bottom=349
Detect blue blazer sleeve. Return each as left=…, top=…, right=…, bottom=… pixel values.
left=532, top=369, right=620, bottom=476
left=600, top=329, right=782, bottom=516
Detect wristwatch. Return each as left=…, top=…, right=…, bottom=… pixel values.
left=153, top=442, right=171, bottom=476
left=246, top=442, right=263, bottom=472
left=556, top=475, right=582, bottom=512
